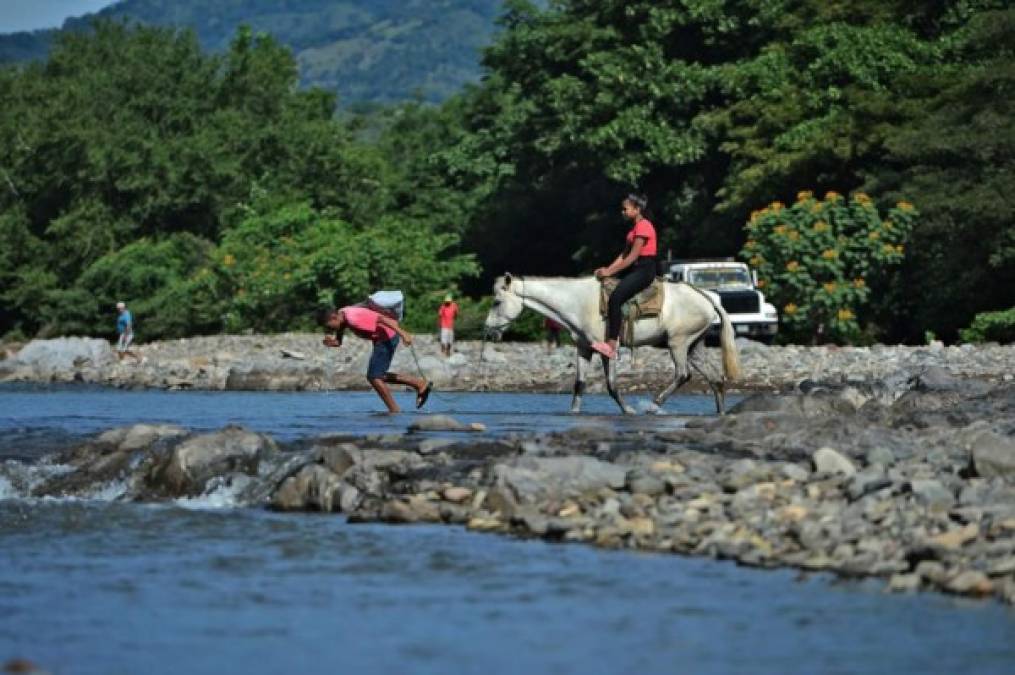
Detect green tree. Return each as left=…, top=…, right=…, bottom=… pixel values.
left=741, top=191, right=915, bottom=343
left=211, top=200, right=479, bottom=334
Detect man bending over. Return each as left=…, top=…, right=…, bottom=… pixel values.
left=318, top=306, right=432, bottom=413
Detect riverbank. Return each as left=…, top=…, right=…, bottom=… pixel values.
left=1, top=334, right=1013, bottom=392
left=4, top=365, right=1014, bottom=605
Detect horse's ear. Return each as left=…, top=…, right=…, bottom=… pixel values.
left=504, top=272, right=512, bottom=287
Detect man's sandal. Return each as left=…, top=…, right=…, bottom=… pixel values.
left=416, top=382, right=433, bottom=409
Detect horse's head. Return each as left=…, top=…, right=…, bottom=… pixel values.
left=483, top=273, right=524, bottom=340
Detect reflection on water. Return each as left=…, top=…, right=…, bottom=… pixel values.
left=2, top=501, right=1014, bottom=675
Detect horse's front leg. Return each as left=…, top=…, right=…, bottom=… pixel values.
left=570, top=346, right=592, bottom=413
left=601, top=354, right=636, bottom=415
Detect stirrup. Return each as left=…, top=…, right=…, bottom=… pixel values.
left=591, top=341, right=617, bottom=359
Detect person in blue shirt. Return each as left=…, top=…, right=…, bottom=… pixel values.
left=115, top=301, right=140, bottom=362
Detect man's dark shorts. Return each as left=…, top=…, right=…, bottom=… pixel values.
left=367, top=335, right=400, bottom=379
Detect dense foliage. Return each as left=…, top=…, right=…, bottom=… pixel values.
left=0, top=0, right=503, bottom=105
left=436, top=0, right=1014, bottom=342
left=959, top=308, right=1015, bottom=345
left=1, top=1, right=1012, bottom=345
left=742, top=192, right=915, bottom=344
left=0, top=22, right=475, bottom=340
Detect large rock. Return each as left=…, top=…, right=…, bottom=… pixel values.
left=153, top=426, right=276, bottom=496
left=95, top=424, right=188, bottom=452
left=494, top=456, right=627, bottom=503
left=6, top=337, right=115, bottom=376
left=812, top=447, right=856, bottom=477
left=408, top=415, right=485, bottom=433
left=959, top=423, right=1015, bottom=480
left=271, top=464, right=344, bottom=512
left=225, top=362, right=326, bottom=390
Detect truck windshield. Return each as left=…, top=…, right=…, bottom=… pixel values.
left=688, top=267, right=751, bottom=289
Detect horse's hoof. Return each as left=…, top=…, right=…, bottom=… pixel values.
left=623, top=407, right=637, bottom=415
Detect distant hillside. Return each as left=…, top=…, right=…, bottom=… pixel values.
left=0, top=0, right=505, bottom=105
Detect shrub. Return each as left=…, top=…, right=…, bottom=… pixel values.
left=741, top=191, right=917, bottom=343
left=959, top=307, right=1015, bottom=344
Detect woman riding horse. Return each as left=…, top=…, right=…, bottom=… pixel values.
left=592, top=193, right=658, bottom=359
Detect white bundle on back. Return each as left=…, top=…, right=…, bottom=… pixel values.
left=367, top=290, right=405, bottom=320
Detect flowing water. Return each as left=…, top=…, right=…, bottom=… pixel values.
left=1, top=385, right=1014, bottom=675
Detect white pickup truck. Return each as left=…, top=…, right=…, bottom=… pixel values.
left=666, top=258, right=779, bottom=343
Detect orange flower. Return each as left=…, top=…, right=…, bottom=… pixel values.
left=825, top=191, right=841, bottom=201
left=787, top=230, right=800, bottom=241
left=222, top=254, right=236, bottom=267
left=896, top=201, right=914, bottom=211
left=852, top=192, right=871, bottom=204
left=837, top=308, right=855, bottom=321
left=784, top=303, right=798, bottom=315
left=869, top=231, right=881, bottom=240
left=786, top=261, right=800, bottom=272
left=823, top=282, right=838, bottom=293
left=821, top=249, right=838, bottom=260
left=796, top=190, right=813, bottom=202
left=853, top=277, right=866, bottom=288
left=770, top=201, right=785, bottom=211
left=812, top=221, right=829, bottom=232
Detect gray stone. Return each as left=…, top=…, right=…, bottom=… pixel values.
left=963, top=426, right=1015, bottom=480
left=408, top=415, right=484, bottom=433
left=628, top=472, right=666, bottom=497
left=494, top=456, right=627, bottom=503
left=418, top=438, right=458, bottom=455
left=909, top=479, right=955, bottom=508
left=96, top=423, right=188, bottom=452
left=865, top=446, right=896, bottom=468
left=780, top=463, right=810, bottom=482
left=847, top=468, right=892, bottom=501
left=155, top=426, right=276, bottom=496
left=944, top=570, right=994, bottom=596
left=812, top=447, right=856, bottom=477
left=271, top=464, right=342, bottom=512
left=10, top=337, right=115, bottom=374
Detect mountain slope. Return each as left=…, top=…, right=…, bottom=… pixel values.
left=0, top=0, right=505, bottom=104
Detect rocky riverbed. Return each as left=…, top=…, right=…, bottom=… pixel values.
left=1, top=334, right=1014, bottom=392
left=4, top=361, right=1014, bottom=604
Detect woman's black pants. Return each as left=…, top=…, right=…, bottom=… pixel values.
left=607, top=257, right=656, bottom=341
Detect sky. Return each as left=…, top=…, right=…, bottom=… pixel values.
left=0, top=0, right=117, bottom=33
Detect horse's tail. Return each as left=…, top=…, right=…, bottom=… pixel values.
left=682, top=282, right=742, bottom=382
left=715, top=303, right=741, bottom=381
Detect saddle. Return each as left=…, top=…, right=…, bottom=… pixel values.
left=599, top=277, right=667, bottom=346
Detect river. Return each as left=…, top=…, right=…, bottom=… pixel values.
left=1, top=386, right=1013, bottom=674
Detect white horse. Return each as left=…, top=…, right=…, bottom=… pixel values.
left=484, top=273, right=741, bottom=415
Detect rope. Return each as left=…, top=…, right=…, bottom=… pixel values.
left=408, top=341, right=428, bottom=381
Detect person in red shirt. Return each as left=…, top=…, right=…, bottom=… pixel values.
left=544, top=316, right=562, bottom=352
left=318, top=305, right=431, bottom=413
left=437, top=293, right=459, bottom=357
left=592, top=193, right=658, bottom=359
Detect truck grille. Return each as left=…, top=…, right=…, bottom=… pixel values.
left=717, top=291, right=760, bottom=314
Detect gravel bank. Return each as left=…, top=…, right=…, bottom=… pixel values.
left=2, top=335, right=1013, bottom=393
